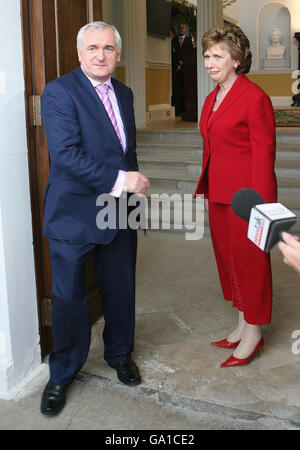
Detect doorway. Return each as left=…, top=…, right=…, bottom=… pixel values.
left=21, top=0, right=104, bottom=357
left=171, top=0, right=198, bottom=122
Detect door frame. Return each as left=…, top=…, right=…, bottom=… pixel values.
left=20, top=0, right=103, bottom=357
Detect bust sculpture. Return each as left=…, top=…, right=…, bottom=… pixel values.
left=267, top=28, right=285, bottom=59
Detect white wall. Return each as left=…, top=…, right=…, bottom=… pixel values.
left=0, top=0, right=41, bottom=396
left=236, top=0, right=300, bottom=71
left=223, top=1, right=240, bottom=23
left=103, top=0, right=126, bottom=61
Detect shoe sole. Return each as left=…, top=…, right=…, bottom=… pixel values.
left=117, top=375, right=142, bottom=387
left=40, top=398, right=66, bottom=416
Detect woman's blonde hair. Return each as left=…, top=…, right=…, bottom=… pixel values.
left=202, top=24, right=252, bottom=74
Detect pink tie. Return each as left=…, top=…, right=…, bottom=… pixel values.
left=96, top=83, right=122, bottom=145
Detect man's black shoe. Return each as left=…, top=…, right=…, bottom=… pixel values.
left=109, top=360, right=142, bottom=386
left=40, top=380, right=68, bottom=416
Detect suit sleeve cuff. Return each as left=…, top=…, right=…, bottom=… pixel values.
left=110, top=170, right=126, bottom=198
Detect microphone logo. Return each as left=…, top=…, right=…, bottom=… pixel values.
left=254, top=216, right=265, bottom=247
left=254, top=217, right=262, bottom=229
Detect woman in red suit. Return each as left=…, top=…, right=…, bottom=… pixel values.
left=194, top=24, right=277, bottom=367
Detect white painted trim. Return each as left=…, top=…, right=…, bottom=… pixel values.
left=250, top=69, right=295, bottom=74
left=0, top=0, right=41, bottom=396
left=145, top=60, right=171, bottom=70
left=149, top=104, right=172, bottom=111
left=147, top=105, right=175, bottom=122
left=270, top=96, right=292, bottom=107
left=223, top=14, right=239, bottom=25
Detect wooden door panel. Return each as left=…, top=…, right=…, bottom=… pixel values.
left=93, top=0, right=103, bottom=21
left=56, top=0, right=88, bottom=76
left=42, top=0, right=58, bottom=82
left=21, top=0, right=103, bottom=356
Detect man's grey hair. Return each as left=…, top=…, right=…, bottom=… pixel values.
left=77, top=21, right=122, bottom=52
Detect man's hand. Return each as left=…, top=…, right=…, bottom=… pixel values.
left=278, top=232, right=300, bottom=275
left=123, top=171, right=150, bottom=196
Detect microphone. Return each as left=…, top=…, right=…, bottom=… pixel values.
left=231, top=188, right=297, bottom=252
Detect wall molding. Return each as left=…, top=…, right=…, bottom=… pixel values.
left=145, top=60, right=171, bottom=70
left=270, top=96, right=292, bottom=107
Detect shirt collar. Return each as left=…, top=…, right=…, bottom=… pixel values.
left=81, top=66, right=113, bottom=91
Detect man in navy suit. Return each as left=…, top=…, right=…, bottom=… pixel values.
left=40, top=21, right=150, bottom=416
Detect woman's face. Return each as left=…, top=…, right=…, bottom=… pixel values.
left=204, top=43, right=238, bottom=84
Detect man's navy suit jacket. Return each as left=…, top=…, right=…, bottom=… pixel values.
left=41, top=66, right=138, bottom=245
left=171, top=35, right=193, bottom=61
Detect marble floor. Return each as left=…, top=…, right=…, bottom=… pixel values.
left=2, top=118, right=300, bottom=429
left=1, top=230, right=300, bottom=430
left=81, top=230, right=300, bottom=427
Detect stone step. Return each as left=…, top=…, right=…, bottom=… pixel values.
left=143, top=193, right=206, bottom=238
left=137, top=143, right=203, bottom=159
left=137, top=142, right=300, bottom=156
left=146, top=174, right=300, bottom=193
left=278, top=189, right=300, bottom=209
left=278, top=176, right=300, bottom=188
left=275, top=162, right=300, bottom=178
left=137, top=129, right=200, bottom=144
left=276, top=160, right=300, bottom=168
left=145, top=193, right=203, bottom=218
left=144, top=177, right=300, bottom=233
left=138, top=157, right=201, bottom=175
left=137, top=143, right=300, bottom=164
left=77, top=370, right=300, bottom=429
left=143, top=194, right=300, bottom=233
left=138, top=156, right=300, bottom=178
left=276, top=144, right=300, bottom=160
left=137, top=128, right=300, bottom=146
left=136, top=127, right=300, bottom=234
left=146, top=215, right=300, bottom=234
left=144, top=186, right=300, bottom=212
left=141, top=162, right=300, bottom=187
left=276, top=129, right=300, bottom=146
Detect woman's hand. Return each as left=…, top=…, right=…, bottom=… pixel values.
left=278, top=232, right=300, bottom=275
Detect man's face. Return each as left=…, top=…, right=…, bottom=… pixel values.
left=178, top=24, right=186, bottom=36
left=78, top=27, right=121, bottom=82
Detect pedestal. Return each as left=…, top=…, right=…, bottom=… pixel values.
left=263, top=58, right=290, bottom=69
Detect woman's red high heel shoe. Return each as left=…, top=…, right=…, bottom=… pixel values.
left=211, top=339, right=241, bottom=349
left=220, top=337, right=264, bottom=367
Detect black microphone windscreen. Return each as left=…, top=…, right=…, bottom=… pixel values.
left=231, top=188, right=265, bottom=222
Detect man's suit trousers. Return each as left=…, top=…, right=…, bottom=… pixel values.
left=48, top=228, right=137, bottom=387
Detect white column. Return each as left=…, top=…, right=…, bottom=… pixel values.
left=197, top=0, right=224, bottom=117
left=0, top=1, right=41, bottom=396
left=123, top=0, right=147, bottom=128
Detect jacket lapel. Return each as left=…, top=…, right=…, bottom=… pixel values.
left=74, top=67, right=124, bottom=153
left=202, top=85, right=218, bottom=137
left=207, top=74, right=249, bottom=132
